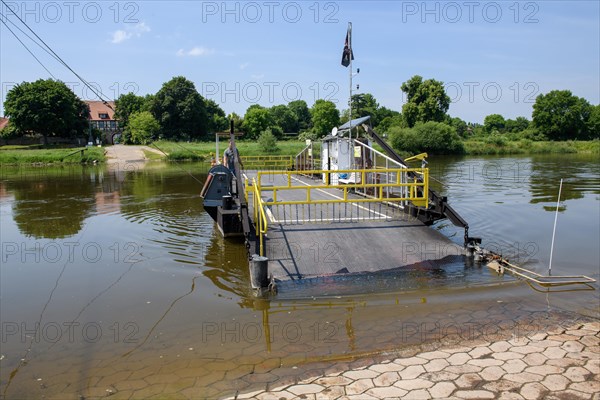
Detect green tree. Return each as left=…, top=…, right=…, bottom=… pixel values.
left=129, top=111, right=160, bottom=145
left=401, top=75, right=450, bottom=128
left=310, top=99, right=340, bottom=137
left=205, top=99, right=228, bottom=132
left=532, top=90, right=591, bottom=140
left=586, top=104, right=600, bottom=139
left=4, top=79, right=89, bottom=144
left=269, top=104, right=298, bottom=133
left=377, top=115, right=404, bottom=134
left=390, top=121, right=464, bottom=155
left=258, top=128, right=279, bottom=153
left=447, top=116, right=469, bottom=137
left=351, top=93, right=379, bottom=123
left=115, top=92, right=147, bottom=129
left=150, top=76, right=207, bottom=140
left=505, top=116, right=530, bottom=133
left=288, top=100, right=311, bottom=132
left=484, top=114, right=506, bottom=134
left=242, top=105, right=275, bottom=139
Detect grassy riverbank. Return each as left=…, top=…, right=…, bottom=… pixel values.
left=0, top=145, right=106, bottom=165
left=151, top=140, right=308, bottom=161
left=463, top=138, right=600, bottom=155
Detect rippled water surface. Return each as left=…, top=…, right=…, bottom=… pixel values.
left=0, top=154, right=598, bottom=398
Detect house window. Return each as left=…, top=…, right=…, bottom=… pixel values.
left=99, top=113, right=109, bottom=119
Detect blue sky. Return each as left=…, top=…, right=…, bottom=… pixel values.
left=1, top=1, right=598, bottom=123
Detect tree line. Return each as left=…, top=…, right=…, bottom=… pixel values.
left=2, top=76, right=598, bottom=153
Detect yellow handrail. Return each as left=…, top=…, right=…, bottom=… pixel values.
left=250, top=177, right=269, bottom=256
left=256, top=168, right=429, bottom=207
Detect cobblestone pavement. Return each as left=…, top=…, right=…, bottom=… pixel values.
left=228, top=321, right=600, bottom=400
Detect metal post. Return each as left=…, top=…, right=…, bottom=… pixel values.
left=548, top=178, right=563, bottom=276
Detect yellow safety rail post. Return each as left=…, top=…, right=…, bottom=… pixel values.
left=250, top=177, right=269, bottom=257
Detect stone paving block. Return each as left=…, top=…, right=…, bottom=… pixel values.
left=419, top=371, right=459, bottom=383
left=479, top=365, right=506, bottom=381
left=368, top=362, right=405, bottom=373
left=512, top=345, right=543, bottom=355
left=564, top=366, right=591, bottom=382
left=342, top=369, right=379, bottom=380
left=313, top=375, right=353, bottom=386
left=345, top=378, right=374, bottom=395
left=542, top=346, right=567, bottom=359
left=482, top=379, right=522, bottom=392
left=393, top=356, right=428, bottom=366
left=493, top=351, right=525, bottom=361
left=287, top=384, right=324, bottom=396
left=545, top=358, right=584, bottom=368
left=569, top=380, right=600, bottom=394
left=423, top=358, right=449, bottom=372
left=524, top=364, right=563, bottom=376
left=455, top=373, right=483, bottom=389
left=504, top=372, right=543, bottom=384
left=255, top=390, right=296, bottom=400
left=394, top=378, right=434, bottom=391
left=418, top=350, right=450, bottom=360
left=520, top=382, right=549, bottom=400
left=406, top=388, right=433, bottom=399
left=530, top=339, right=562, bottom=349
left=501, top=359, right=527, bottom=374
left=585, top=359, right=600, bottom=374
left=237, top=389, right=264, bottom=399
left=468, top=358, right=504, bottom=367
left=399, top=365, right=426, bottom=379
left=548, top=334, right=580, bottom=342
left=445, top=364, right=482, bottom=374
left=447, top=352, right=472, bottom=365
left=372, top=371, right=399, bottom=387
left=562, top=340, right=585, bottom=353
left=489, top=341, right=512, bottom=353
left=453, top=389, right=495, bottom=399
left=341, top=394, right=377, bottom=400
left=522, top=353, right=548, bottom=366
left=316, top=385, right=345, bottom=400
left=365, top=386, right=408, bottom=398
left=469, top=346, right=492, bottom=359
left=541, top=374, right=570, bottom=391
left=428, top=381, right=456, bottom=398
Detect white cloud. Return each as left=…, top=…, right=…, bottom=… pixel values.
left=111, top=22, right=150, bottom=44
left=111, top=30, right=131, bottom=44
left=176, top=46, right=215, bottom=57
left=240, top=62, right=249, bottom=70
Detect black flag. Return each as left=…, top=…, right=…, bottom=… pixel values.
left=341, top=24, right=354, bottom=67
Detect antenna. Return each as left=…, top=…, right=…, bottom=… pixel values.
left=331, top=127, right=338, bottom=137
left=548, top=178, right=563, bottom=276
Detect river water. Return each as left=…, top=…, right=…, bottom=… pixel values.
left=0, top=154, right=598, bottom=398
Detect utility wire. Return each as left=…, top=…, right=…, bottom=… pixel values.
left=0, top=0, right=114, bottom=107
left=0, top=18, right=56, bottom=78
left=0, top=10, right=63, bottom=65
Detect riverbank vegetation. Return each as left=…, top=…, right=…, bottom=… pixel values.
left=0, top=145, right=106, bottom=165
left=1, top=75, right=598, bottom=165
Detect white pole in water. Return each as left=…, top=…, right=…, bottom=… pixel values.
left=548, top=178, right=563, bottom=276
left=215, top=133, right=219, bottom=164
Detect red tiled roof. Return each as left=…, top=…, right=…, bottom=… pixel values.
left=0, top=117, right=8, bottom=130
left=85, top=101, right=116, bottom=121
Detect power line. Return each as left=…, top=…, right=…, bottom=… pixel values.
left=0, top=0, right=114, bottom=107
left=0, top=18, right=56, bottom=78
left=0, top=10, right=63, bottom=65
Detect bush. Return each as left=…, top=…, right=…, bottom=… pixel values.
left=129, top=111, right=159, bottom=145
left=298, top=130, right=318, bottom=142
left=390, top=121, right=464, bottom=155
left=258, top=129, right=279, bottom=153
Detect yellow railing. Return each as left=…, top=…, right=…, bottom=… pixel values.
left=243, top=155, right=293, bottom=170
left=249, top=177, right=269, bottom=256
left=256, top=168, right=428, bottom=207
left=246, top=167, right=429, bottom=256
